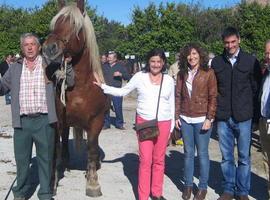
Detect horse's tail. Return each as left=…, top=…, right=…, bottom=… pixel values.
left=73, top=127, right=84, bottom=152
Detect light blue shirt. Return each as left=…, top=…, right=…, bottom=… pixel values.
left=228, top=48, right=240, bottom=66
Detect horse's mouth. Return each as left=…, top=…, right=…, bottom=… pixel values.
left=42, top=49, right=63, bottom=66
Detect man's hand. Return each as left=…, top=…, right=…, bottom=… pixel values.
left=113, top=71, right=122, bottom=77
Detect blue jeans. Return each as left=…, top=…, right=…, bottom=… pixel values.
left=104, top=96, right=124, bottom=128
left=217, top=118, right=251, bottom=196
left=5, top=92, right=11, bottom=105
left=180, top=119, right=212, bottom=189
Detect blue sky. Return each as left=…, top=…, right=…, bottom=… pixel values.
left=0, top=0, right=240, bottom=25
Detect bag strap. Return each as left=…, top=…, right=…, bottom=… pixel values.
left=155, top=73, right=164, bottom=120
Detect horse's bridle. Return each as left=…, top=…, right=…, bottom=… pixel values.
left=47, top=28, right=86, bottom=59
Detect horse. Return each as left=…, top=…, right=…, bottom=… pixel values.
left=42, top=0, right=109, bottom=197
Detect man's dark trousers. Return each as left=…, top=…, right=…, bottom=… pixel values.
left=12, top=114, right=55, bottom=200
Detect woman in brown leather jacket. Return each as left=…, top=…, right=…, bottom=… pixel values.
left=175, top=43, right=217, bottom=200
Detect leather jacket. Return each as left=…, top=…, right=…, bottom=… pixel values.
left=175, top=68, right=217, bottom=121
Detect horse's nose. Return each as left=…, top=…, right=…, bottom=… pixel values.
left=44, top=43, right=59, bottom=57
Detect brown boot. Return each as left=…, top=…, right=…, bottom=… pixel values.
left=193, top=189, right=207, bottom=200
left=182, top=186, right=193, bottom=200
left=217, top=192, right=234, bottom=200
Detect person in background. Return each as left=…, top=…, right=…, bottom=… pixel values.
left=0, top=33, right=74, bottom=200
left=168, top=52, right=183, bottom=146
left=211, top=27, right=261, bottom=200
left=94, top=49, right=175, bottom=200
left=102, top=51, right=131, bottom=130
left=100, top=53, right=107, bottom=65
left=259, top=39, right=270, bottom=199
left=208, top=52, right=215, bottom=67
left=175, top=43, right=217, bottom=200
left=168, top=53, right=180, bottom=83
left=0, top=53, right=14, bottom=104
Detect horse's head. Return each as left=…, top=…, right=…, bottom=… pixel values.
left=42, top=0, right=86, bottom=66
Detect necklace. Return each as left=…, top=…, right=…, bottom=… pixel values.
left=149, top=73, right=161, bottom=85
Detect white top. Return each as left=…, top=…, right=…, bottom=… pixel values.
left=261, top=70, right=270, bottom=118
left=101, top=71, right=175, bottom=132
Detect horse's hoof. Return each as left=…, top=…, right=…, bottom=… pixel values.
left=86, top=186, right=102, bottom=197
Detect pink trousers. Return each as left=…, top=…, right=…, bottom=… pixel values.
left=136, top=115, right=171, bottom=200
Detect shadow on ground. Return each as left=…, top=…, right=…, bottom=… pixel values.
left=165, top=149, right=268, bottom=200
left=102, top=153, right=139, bottom=200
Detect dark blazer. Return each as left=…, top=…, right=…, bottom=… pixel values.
left=211, top=49, right=262, bottom=122
left=0, top=60, right=9, bottom=77
left=102, top=62, right=131, bottom=88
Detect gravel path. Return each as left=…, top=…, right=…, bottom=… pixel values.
left=0, top=96, right=268, bottom=200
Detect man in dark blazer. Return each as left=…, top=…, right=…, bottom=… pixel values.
left=211, top=27, right=262, bottom=200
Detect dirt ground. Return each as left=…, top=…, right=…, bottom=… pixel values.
left=0, top=95, right=268, bottom=200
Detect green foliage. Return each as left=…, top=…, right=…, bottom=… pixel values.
left=1, top=1, right=270, bottom=62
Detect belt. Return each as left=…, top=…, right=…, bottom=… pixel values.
left=21, top=113, right=47, bottom=118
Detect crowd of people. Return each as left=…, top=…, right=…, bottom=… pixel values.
left=0, top=25, right=270, bottom=200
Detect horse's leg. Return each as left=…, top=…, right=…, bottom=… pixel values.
left=85, top=114, right=104, bottom=197
left=51, top=129, right=61, bottom=196
left=61, top=127, right=70, bottom=171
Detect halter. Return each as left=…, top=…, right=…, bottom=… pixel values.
left=47, top=29, right=86, bottom=58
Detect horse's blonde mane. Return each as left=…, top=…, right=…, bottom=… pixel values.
left=50, top=3, right=104, bottom=82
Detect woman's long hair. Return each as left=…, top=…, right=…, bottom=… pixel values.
left=178, top=43, right=209, bottom=78
left=142, top=49, right=167, bottom=73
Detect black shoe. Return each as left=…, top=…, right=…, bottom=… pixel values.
left=116, top=126, right=126, bottom=130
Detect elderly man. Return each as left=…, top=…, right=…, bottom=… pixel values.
left=0, top=33, right=74, bottom=200
left=259, top=40, right=270, bottom=198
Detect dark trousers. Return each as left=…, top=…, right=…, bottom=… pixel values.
left=104, top=96, right=124, bottom=128
left=12, top=114, right=55, bottom=200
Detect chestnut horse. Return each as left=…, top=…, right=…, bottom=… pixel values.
left=42, top=0, right=109, bottom=197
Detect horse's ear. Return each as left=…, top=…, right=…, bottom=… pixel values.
left=58, top=0, right=66, bottom=10
left=77, top=0, right=85, bottom=14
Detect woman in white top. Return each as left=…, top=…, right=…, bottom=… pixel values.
left=94, top=49, right=175, bottom=200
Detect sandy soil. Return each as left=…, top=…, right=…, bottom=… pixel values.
left=0, top=96, right=268, bottom=200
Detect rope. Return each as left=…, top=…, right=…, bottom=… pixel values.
left=52, top=57, right=67, bottom=107
left=4, top=177, right=17, bottom=200
left=60, top=59, right=67, bottom=106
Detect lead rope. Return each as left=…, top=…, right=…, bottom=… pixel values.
left=52, top=57, right=68, bottom=106
left=60, top=58, right=67, bottom=106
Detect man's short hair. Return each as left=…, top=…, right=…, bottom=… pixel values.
left=20, top=33, right=40, bottom=48
left=222, top=27, right=240, bottom=40
left=108, top=51, right=118, bottom=60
